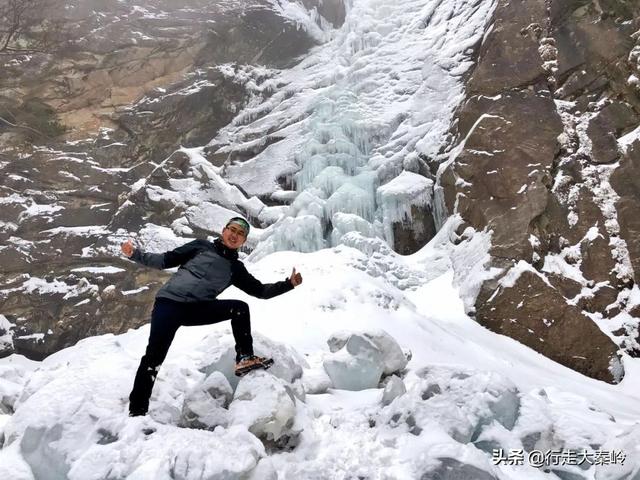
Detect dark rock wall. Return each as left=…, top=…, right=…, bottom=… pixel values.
left=0, top=0, right=327, bottom=359
left=440, top=0, right=640, bottom=383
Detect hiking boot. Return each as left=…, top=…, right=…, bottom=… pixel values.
left=128, top=403, right=148, bottom=417
left=235, top=355, right=274, bottom=377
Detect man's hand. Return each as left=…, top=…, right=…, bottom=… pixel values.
left=121, top=239, right=135, bottom=258
left=289, top=267, right=303, bottom=287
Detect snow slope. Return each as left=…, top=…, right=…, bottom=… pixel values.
left=0, top=226, right=638, bottom=479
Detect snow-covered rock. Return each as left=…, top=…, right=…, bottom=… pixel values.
left=228, top=370, right=299, bottom=443
left=252, top=334, right=307, bottom=384
left=198, top=331, right=307, bottom=392
left=378, top=367, right=521, bottom=445
left=180, top=371, right=233, bottom=430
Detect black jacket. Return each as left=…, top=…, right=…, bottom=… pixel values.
left=130, top=238, right=293, bottom=303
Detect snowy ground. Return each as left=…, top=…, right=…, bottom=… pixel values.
left=0, top=229, right=638, bottom=479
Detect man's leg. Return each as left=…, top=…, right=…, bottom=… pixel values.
left=129, top=299, right=181, bottom=415
left=180, top=300, right=253, bottom=362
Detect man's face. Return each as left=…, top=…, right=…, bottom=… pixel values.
left=221, top=224, right=247, bottom=250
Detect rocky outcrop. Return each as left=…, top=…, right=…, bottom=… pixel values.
left=0, top=0, right=322, bottom=142
left=0, top=0, right=329, bottom=358
left=439, top=0, right=640, bottom=383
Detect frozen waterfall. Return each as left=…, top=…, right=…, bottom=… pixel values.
left=211, top=0, right=497, bottom=258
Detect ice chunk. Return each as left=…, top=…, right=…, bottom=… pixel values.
left=327, top=330, right=352, bottom=353
left=180, top=372, right=233, bottom=430
left=20, top=424, right=69, bottom=480
left=327, top=329, right=408, bottom=375
left=330, top=212, right=375, bottom=246
left=198, top=332, right=305, bottom=393
left=381, top=375, right=406, bottom=406
left=323, top=333, right=384, bottom=391
left=377, top=170, right=433, bottom=245
left=326, top=183, right=375, bottom=222
left=198, top=341, right=238, bottom=391
left=378, top=367, right=521, bottom=446
left=301, top=367, right=333, bottom=394
left=228, top=370, right=298, bottom=442
left=362, top=330, right=408, bottom=375
left=323, top=350, right=383, bottom=390
left=249, top=215, right=325, bottom=261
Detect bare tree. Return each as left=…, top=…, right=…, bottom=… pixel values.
left=0, top=0, right=62, bottom=55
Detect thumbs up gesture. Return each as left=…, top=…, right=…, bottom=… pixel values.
left=290, top=267, right=303, bottom=287
left=121, top=239, right=135, bottom=258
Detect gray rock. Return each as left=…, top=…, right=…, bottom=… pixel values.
left=421, top=458, right=497, bottom=480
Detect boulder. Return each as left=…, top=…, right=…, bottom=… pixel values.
left=180, top=372, right=233, bottom=430
left=228, top=370, right=299, bottom=443
left=476, top=270, right=623, bottom=383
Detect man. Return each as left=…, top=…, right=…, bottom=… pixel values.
left=121, top=216, right=302, bottom=417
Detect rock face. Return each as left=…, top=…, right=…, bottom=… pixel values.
left=0, top=0, right=319, bottom=142
left=0, top=0, right=330, bottom=359
left=439, top=0, right=640, bottom=382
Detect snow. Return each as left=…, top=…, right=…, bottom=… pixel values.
left=1, top=277, right=98, bottom=300
left=42, top=226, right=110, bottom=237
left=70, top=267, right=126, bottom=274
left=618, top=124, right=640, bottom=154
left=2, top=241, right=639, bottom=478
left=121, top=287, right=149, bottom=296
left=17, top=202, right=64, bottom=221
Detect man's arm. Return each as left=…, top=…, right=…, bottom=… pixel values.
left=124, top=239, right=202, bottom=270
left=231, top=262, right=295, bottom=299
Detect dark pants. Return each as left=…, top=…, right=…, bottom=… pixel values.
left=128, top=297, right=253, bottom=413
